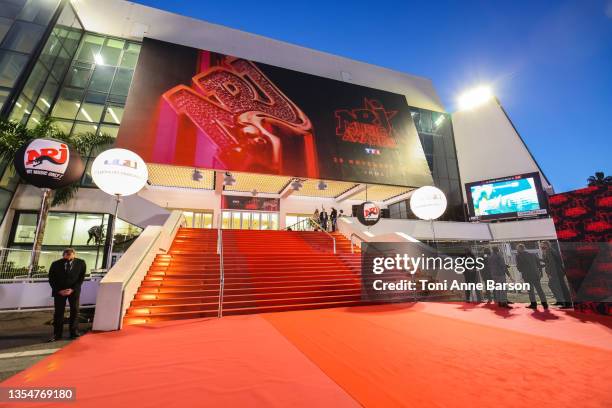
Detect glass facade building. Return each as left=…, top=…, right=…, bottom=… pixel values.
left=388, top=108, right=465, bottom=221
left=0, top=1, right=143, bottom=273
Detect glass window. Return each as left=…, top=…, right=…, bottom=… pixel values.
left=102, top=105, right=123, bottom=124
left=72, top=213, right=106, bottom=246
left=8, top=95, right=32, bottom=123
left=120, top=42, right=140, bottom=68
left=49, top=46, right=70, bottom=81
left=42, top=212, right=74, bottom=246
left=98, top=124, right=119, bottom=139
left=35, top=78, right=59, bottom=114
left=17, top=0, right=58, bottom=25
left=52, top=119, right=72, bottom=134
left=100, top=38, right=123, bottom=66
left=52, top=87, right=83, bottom=119
left=0, top=50, right=28, bottom=87
left=39, top=32, right=61, bottom=68
left=74, top=250, right=99, bottom=273
left=270, top=213, right=279, bottom=230
left=22, top=62, right=47, bottom=99
left=65, top=63, right=91, bottom=88
left=114, top=218, right=142, bottom=245
left=89, top=64, right=115, bottom=92
left=110, top=68, right=132, bottom=96
left=13, top=212, right=37, bottom=244
left=0, top=88, right=8, bottom=111
left=0, top=0, right=26, bottom=19
left=1, top=20, right=45, bottom=53
left=0, top=188, right=13, bottom=225
left=221, top=211, right=230, bottom=229
left=251, top=213, right=260, bottom=230
left=71, top=121, right=98, bottom=137
left=62, top=29, right=81, bottom=55
left=0, top=16, right=12, bottom=43
left=75, top=34, right=104, bottom=63
left=76, top=101, right=103, bottom=123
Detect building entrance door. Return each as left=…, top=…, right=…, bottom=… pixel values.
left=221, top=211, right=279, bottom=230
left=182, top=211, right=213, bottom=228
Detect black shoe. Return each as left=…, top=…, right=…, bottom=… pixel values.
left=553, top=302, right=564, bottom=306
left=500, top=303, right=512, bottom=309
left=69, top=332, right=81, bottom=339
left=542, top=303, right=549, bottom=310
left=49, top=336, right=59, bottom=342
left=559, top=303, right=573, bottom=309
left=526, top=303, right=537, bottom=309
left=507, top=301, right=514, bottom=305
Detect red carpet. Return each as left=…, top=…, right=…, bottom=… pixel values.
left=3, top=303, right=611, bottom=407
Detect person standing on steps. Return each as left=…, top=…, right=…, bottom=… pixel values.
left=515, top=243, right=548, bottom=310
left=48, top=248, right=87, bottom=341
left=319, top=208, right=329, bottom=231
left=330, top=207, right=338, bottom=232
left=312, top=209, right=320, bottom=231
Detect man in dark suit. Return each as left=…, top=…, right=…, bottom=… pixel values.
left=48, top=248, right=87, bottom=341
left=515, top=243, right=548, bottom=310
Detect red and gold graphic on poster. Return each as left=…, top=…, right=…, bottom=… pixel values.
left=117, top=38, right=433, bottom=187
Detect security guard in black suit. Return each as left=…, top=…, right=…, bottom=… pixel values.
left=48, top=248, right=87, bottom=341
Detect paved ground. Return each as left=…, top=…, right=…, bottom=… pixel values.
left=0, top=310, right=94, bottom=381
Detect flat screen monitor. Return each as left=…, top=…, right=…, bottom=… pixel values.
left=465, top=172, right=548, bottom=222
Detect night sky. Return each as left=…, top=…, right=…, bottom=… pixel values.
left=133, top=0, right=612, bottom=193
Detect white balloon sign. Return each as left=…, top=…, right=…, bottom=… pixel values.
left=410, top=186, right=447, bottom=220
left=91, top=148, right=148, bottom=196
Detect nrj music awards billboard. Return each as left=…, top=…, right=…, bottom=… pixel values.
left=116, top=38, right=433, bottom=187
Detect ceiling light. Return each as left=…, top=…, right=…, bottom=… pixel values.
left=192, top=169, right=202, bottom=181
left=93, top=53, right=104, bottom=65
left=434, top=115, right=444, bottom=127
left=317, top=180, right=328, bottom=190
left=457, top=85, right=493, bottom=110
left=291, top=179, right=303, bottom=191
left=223, top=172, right=236, bottom=186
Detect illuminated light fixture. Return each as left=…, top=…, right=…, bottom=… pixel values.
left=317, top=180, right=328, bottom=190
left=291, top=178, right=303, bottom=191
left=192, top=168, right=203, bottom=181
left=457, top=85, right=493, bottom=110
left=107, top=107, right=120, bottom=124
left=24, top=109, right=31, bottom=115
left=434, top=115, right=445, bottom=127
left=93, top=53, right=104, bottom=65
left=80, top=107, right=93, bottom=122
left=223, top=172, right=236, bottom=186
left=363, top=231, right=375, bottom=237
left=31, top=117, right=40, bottom=124
left=40, top=98, right=51, bottom=108
left=16, top=102, right=22, bottom=108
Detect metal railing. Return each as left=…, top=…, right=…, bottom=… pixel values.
left=216, top=213, right=225, bottom=318
left=285, top=217, right=336, bottom=254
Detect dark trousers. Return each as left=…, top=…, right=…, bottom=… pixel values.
left=527, top=279, right=547, bottom=305
left=553, top=269, right=572, bottom=304
left=53, top=292, right=80, bottom=337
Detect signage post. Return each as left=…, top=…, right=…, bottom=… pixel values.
left=91, top=148, right=148, bottom=269
left=13, top=138, right=85, bottom=276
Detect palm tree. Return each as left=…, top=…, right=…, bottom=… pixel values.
left=0, top=117, right=115, bottom=272
left=587, top=172, right=612, bottom=187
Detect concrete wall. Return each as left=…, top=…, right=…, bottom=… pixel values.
left=452, top=98, right=553, bottom=196
left=72, top=0, right=444, bottom=112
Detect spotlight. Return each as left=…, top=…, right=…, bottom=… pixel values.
left=223, top=172, right=236, bottom=186
left=457, top=85, right=493, bottom=110
left=317, top=180, right=327, bottom=190
left=192, top=169, right=203, bottom=182
left=291, top=179, right=303, bottom=191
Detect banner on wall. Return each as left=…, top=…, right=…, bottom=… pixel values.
left=116, top=38, right=433, bottom=187
left=222, top=195, right=280, bottom=212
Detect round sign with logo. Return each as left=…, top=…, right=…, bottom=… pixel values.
left=357, top=201, right=381, bottom=226
left=13, top=138, right=84, bottom=189
left=91, top=148, right=148, bottom=196
left=410, top=186, right=447, bottom=220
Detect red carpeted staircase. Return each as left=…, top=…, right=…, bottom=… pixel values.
left=124, top=228, right=362, bottom=325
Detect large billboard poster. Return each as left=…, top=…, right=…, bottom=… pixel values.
left=116, top=38, right=433, bottom=187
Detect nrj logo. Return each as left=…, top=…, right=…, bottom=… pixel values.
left=24, top=139, right=69, bottom=179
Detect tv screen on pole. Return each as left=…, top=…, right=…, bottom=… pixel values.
left=116, top=38, right=433, bottom=187
left=465, top=172, right=548, bottom=221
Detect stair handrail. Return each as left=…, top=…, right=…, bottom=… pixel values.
left=284, top=217, right=316, bottom=231
left=350, top=233, right=367, bottom=254
left=283, top=217, right=336, bottom=253
left=217, top=213, right=224, bottom=318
